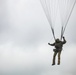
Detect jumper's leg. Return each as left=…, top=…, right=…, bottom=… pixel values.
left=52, top=52, right=57, bottom=65
left=58, top=51, right=61, bottom=65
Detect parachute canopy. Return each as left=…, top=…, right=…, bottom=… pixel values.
left=40, top=0, right=76, bottom=40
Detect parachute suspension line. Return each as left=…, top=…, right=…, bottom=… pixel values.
left=43, top=0, right=56, bottom=40
left=61, top=26, right=63, bottom=40
left=40, top=0, right=52, bottom=25
left=44, top=0, right=59, bottom=40
left=61, top=0, right=69, bottom=40
left=40, top=0, right=54, bottom=38
left=60, top=0, right=76, bottom=40
left=62, top=0, right=76, bottom=38
left=40, top=0, right=76, bottom=40
left=51, top=27, right=56, bottom=40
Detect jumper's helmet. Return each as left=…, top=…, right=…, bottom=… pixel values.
left=55, top=38, right=60, bottom=43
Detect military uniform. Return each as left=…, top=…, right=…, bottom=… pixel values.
left=48, top=37, right=66, bottom=65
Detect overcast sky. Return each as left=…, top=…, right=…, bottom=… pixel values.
left=0, top=0, right=76, bottom=75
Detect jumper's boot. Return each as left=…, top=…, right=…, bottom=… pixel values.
left=57, top=62, right=60, bottom=65
left=52, top=57, right=55, bottom=66
left=52, top=63, right=55, bottom=66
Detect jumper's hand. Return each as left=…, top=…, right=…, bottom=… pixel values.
left=48, top=43, right=50, bottom=45
left=63, top=36, right=65, bottom=39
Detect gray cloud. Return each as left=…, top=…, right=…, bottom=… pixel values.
left=0, top=0, right=76, bottom=75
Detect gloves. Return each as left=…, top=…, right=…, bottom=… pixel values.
left=63, top=36, right=65, bottom=39
left=48, top=43, right=50, bottom=45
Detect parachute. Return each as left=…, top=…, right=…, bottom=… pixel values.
left=40, top=0, right=76, bottom=40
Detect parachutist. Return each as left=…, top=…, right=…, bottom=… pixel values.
left=40, top=0, right=75, bottom=65
left=48, top=37, right=66, bottom=65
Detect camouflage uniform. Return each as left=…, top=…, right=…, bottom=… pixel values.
left=48, top=37, right=66, bottom=65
